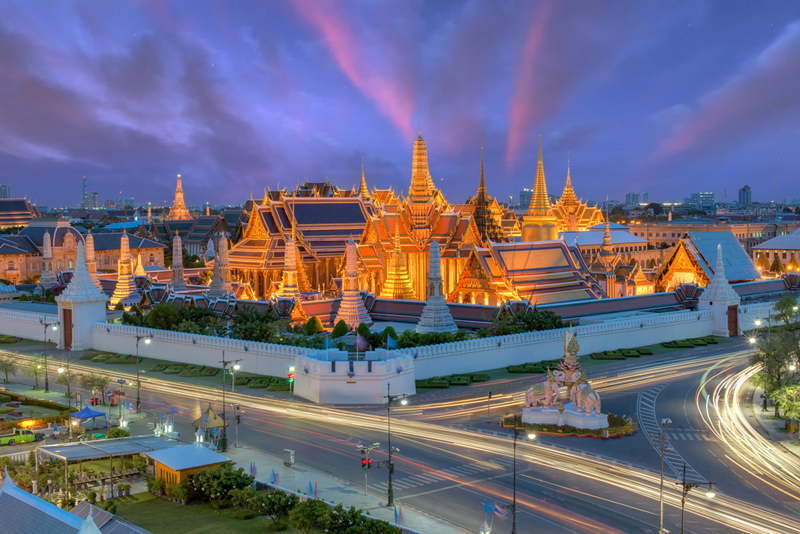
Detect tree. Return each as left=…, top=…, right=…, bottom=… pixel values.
left=773, top=294, right=799, bottom=330
left=80, top=373, right=111, bottom=404
left=55, top=369, right=76, bottom=393
left=253, top=488, right=299, bottom=530
left=191, top=462, right=254, bottom=503
left=26, top=354, right=45, bottom=389
left=0, top=356, right=18, bottom=383
left=773, top=385, right=800, bottom=438
left=356, top=322, right=371, bottom=339
left=750, top=332, right=798, bottom=416
left=645, top=202, right=663, bottom=216
left=756, top=252, right=771, bottom=272
left=229, top=486, right=259, bottom=511
left=289, top=499, right=330, bottom=534
left=325, top=504, right=368, bottom=533
left=304, top=316, right=324, bottom=335
left=145, top=303, right=181, bottom=331
left=771, top=255, right=785, bottom=273
left=332, top=320, right=349, bottom=339
left=789, top=254, right=800, bottom=274
left=609, top=205, right=625, bottom=223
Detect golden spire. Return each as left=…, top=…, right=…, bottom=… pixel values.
left=602, top=197, right=613, bottom=252
left=478, top=129, right=486, bottom=195
left=168, top=173, right=191, bottom=220
left=560, top=161, right=577, bottom=207
left=527, top=134, right=551, bottom=216
left=378, top=197, right=416, bottom=300
left=359, top=159, right=370, bottom=199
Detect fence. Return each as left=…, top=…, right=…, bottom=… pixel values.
left=0, top=309, right=56, bottom=342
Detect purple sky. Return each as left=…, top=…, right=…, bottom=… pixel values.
left=1, top=1, right=799, bottom=208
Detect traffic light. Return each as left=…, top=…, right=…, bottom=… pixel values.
left=236, top=415, right=241, bottom=424
left=287, top=373, right=295, bottom=383
left=362, top=458, right=368, bottom=470
left=367, top=459, right=373, bottom=469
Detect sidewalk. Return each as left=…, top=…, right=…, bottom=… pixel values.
left=750, top=386, right=800, bottom=459
left=223, top=445, right=470, bottom=534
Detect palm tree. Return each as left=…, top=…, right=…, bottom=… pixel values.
left=0, top=356, right=17, bottom=383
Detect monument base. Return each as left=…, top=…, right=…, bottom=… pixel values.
left=521, top=403, right=609, bottom=430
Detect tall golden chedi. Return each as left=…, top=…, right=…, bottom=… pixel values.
left=550, top=163, right=605, bottom=232
left=168, top=174, right=192, bottom=220
left=408, top=128, right=440, bottom=244
left=521, top=135, right=559, bottom=241
left=110, top=230, right=140, bottom=307
left=378, top=199, right=417, bottom=300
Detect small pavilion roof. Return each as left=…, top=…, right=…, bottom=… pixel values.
left=37, top=435, right=184, bottom=463
left=144, top=443, right=229, bottom=471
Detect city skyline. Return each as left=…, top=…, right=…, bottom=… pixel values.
left=0, top=1, right=799, bottom=206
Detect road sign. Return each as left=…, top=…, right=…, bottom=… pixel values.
left=117, top=379, right=126, bottom=384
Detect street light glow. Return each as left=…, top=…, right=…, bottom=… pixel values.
left=58, top=367, right=64, bottom=373
left=755, top=320, right=762, bottom=326
left=749, top=337, right=757, bottom=344
left=706, top=485, right=716, bottom=498
left=528, top=433, right=536, bottom=440
left=144, top=338, right=151, bottom=344
left=233, top=364, right=240, bottom=371
left=400, top=397, right=408, bottom=406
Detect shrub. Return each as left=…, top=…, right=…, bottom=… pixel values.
left=304, top=316, right=324, bottom=335
left=162, top=365, right=187, bottom=374
left=114, top=302, right=125, bottom=310
left=289, top=499, right=330, bottom=534
left=106, top=428, right=130, bottom=438
left=87, top=491, right=97, bottom=504
left=149, top=364, right=168, bottom=372
left=19, top=294, right=29, bottom=301
left=32, top=294, right=43, bottom=302
left=0, top=394, right=11, bottom=403
left=91, top=354, right=113, bottom=362
left=266, top=383, right=290, bottom=392
left=235, top=510, right=258, bottom=520
left=331, top=320, right=349, bottom=339
left=191, top=462, right=254, bottom=503
left=637, top=348, right=654, bottom=355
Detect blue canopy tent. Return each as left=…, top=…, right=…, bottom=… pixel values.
left=71, top=406, right=107, bottom=430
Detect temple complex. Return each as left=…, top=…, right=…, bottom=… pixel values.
left=167, top=175, right=192, bottom=220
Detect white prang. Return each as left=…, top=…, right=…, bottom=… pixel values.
left=333, top=238, right=372, bottom=328
left=415, top=241, right=457, bottom=334
left=698, top=242, right=741, bottom=336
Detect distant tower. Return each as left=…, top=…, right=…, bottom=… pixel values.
left=134, top=252, right=146, bottom=276
left=110, top=230, right=140, bottom=307
left=40, top=229, right=57, bottom=288
left=205, top=203, right=210, bottom=216
left=521, top=135, right=558, bottom=241
left=171, top=231, right=186, bottom=291
left=416, top=241, right=457, bottom=334
left=84, top=230, right=102, bottom=291
left=168, top=174, right=192, bottom=220
left=81, top=176, right=86, bottom=208
left=208, top=232, right=233, bottom=298
left=359, top=161, right=370, bottom=200
left=276, top=227, right=300, bottom=299
left=333, top=238, right=372, bottom=328
left=147, top=204, right=152, bottom=223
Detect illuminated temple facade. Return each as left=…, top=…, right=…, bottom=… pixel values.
left=225, top=130, right=606, bottom=305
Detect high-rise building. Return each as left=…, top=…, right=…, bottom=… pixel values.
left=739, top=185, right=752, bottom=207
left=89, top=192, right=99, bottom=209
left=0, top=185, right=10, bottom=199
left=625, top=192, right=640, bottom=205
left=643, top=193, right=649, bottom=204
left=519, top=189, right=533, bottom=208
left=689, top=192, right=715, bottom=208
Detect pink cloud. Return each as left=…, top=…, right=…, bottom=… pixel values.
left=290, top=0, right=414, bottom=140
left=505, top=0, right=554, bottom=169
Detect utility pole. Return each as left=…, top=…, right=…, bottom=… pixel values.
left=358, top=443, right=379, bottom=496
left=231, top=404, right=242, bottom=449
left=219, top=352, right=242, bottom=452
left=676, top=464, right=716, bottom=534
left=383, top=383, right=407, bottom=507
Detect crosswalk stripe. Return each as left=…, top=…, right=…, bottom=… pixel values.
left=469, top=464, right=494, bottom=472
left=392, top=480, right=415, bottom=489
left=686, top=434, right=695, bottom=441
left=671, top=433, right=679, bottom=440
left=416, top=474, right=444, bottom=482
left=440, top=469, right=461, bottom=477
left=445, top=467, right=474, bottom=475
left=404, top=476, right=430, bottom=485
left=678, top=433, right=686, bottom=440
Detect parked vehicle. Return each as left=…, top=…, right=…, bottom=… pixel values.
left=0, top=428, right=45, bottom=446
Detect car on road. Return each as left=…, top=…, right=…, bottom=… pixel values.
left=0, top=428, right=45, bottom=446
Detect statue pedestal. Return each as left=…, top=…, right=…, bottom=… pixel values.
left=521, top=403, right=609, bottom=430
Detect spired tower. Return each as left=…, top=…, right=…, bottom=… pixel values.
left=276, top=227, right=300, bottom=299
left=171, top=231, right=187, bottom=291
left=208, top=232, right=233, bottom=298
left=333, top=238, right=372, bottom=328
left=84, top=230, right=102, bottom=291
left=408, top=128, right=436, bottom=243
left=168, top=174, right=192, bottom=220
left=521, top=135, right=558, bottom=241
left=134, top=252, right=146, bottom=276
left=470, top=136, right=508, bottom=246
left=40, top=229, right=57, bottom=289
left=416, top=241, right=457, bottom=334
left=378, top=200, right=417, bottom=300
left=590, top=206, right=621, bottom=297
left=358, top=162, right=370, bottom=200
left=110, top=230, right=140, bottom=307
left=699, top=243, right=741, bottom=336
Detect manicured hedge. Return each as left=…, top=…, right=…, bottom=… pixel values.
left=0, top=394, right=11, bottom=403
left=0, top=336, right=21, bottom=344
left=149, top=364, right=168, bottom=372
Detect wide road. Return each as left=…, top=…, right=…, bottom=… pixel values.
left=4, top=345, right=799, bottom=534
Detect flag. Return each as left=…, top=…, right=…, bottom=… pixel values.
left=170, top=405, right=176, bottom=416
left=324, top=337, right=331, bottom=350
left=387, top=335, right=398, bottom=350
left=309, top=481, right=314, bottom=496
left=394, top=505, right=398, bottom=524
left=356, top=332, right=370, bottom=353
left=494, top=503, right=508, bottom=520
left=53, top=422, right=59, bottom=435
left=314, top=482, right=318, bottom=499
left=485, top=501, right=494, bottom=514
left=159, top=410, right=163, bottom=422
left=250, top=462, right=257, bottom=477
left=202, top=412, right=209, bottom=426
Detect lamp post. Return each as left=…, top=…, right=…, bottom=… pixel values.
left=384, top=383, right=407, bottom=507
left=134, top=330, right=151, bottom=413
left=676, top=464, right=715, bottom=534
left=40, top=319, right=58, bottom=393
left=219, top=352, right=242, bottom=453
left=231, top=363, right=240, bottom=392
left=510, top=414, right=536, bottom=534
left=658, top=417, right=672, bottom=534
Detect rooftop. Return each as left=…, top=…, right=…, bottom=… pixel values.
left=144, top=443, right=229, bottom=471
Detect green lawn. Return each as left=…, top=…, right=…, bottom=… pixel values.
left=115, top=493, right=311, bottom=534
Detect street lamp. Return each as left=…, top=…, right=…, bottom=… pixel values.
left=39, top=319, right=59, bottom=393
left=659, top=417, right=672, bottom=534
left=510, top=414, right=536, bottom=534
left=57, top=364, right=72, bottom=410
left=384, top=383, right=406, bottom=507
left=134, top=331, right=151, bottom=413
left=676, top=464, right=716, bottom=534
left=219, top=351, right=242, bottom=453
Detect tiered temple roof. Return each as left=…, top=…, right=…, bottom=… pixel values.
left=0, top=199, right=39, bottom=229
left=167, top=176, right=192, bottom=220
left=551, top=165, right=605, bottom=233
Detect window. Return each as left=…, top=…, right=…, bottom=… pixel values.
left=149, top=254, right=155, bottom=264
left=68, top=260, right=73, bottom=269
left=57, top=260, right=62, bottom=270
left=7, top=260, right=13, bottom=271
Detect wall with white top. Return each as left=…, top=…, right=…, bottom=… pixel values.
left=0, top=309, right=55, bottom=342
left=293, top=353, right=415, bottom=404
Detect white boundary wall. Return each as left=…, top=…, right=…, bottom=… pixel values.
left=406, top=310, right=714, bottom=379
left=0, top=309, right=55, bottom=342
left=90, top=323, right=303, bottom=377
left=293, top=354, right=415, bottom=404
left=738, top=302, right=777, bottom=331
